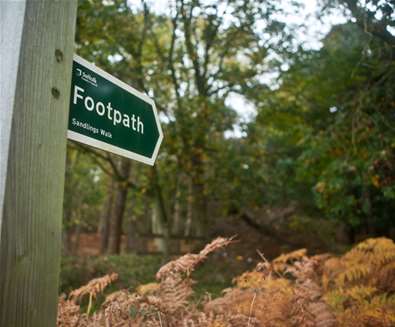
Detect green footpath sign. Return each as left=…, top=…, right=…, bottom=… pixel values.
left=68, top=55, right=163, bottom=165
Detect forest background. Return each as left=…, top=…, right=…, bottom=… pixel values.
left=61, top=0, right=395, bottom=298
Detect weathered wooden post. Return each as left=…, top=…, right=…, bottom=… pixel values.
left=0, top=1, right=77, bottom=326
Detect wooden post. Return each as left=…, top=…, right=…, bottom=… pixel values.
left=0, top=1, right=77, bottom=326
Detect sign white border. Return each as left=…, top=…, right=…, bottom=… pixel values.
left=68, top=55, right=163, bottom=166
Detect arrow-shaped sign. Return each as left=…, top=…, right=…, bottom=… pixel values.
left=68, top=55, right=163, bottom=165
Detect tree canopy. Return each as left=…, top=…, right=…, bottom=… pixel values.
left=63, top=0, right=395, bottom=255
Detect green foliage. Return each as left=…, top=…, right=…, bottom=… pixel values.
left=67, top=0, right=395, bottom=247
left=248, top=20, right=395, bottom=234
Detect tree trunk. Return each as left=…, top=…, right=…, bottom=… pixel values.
left=62, top=229, right=73, bottom=256
left=99, top=179, right=114, bottom=254
left=72, top=223, right=82, bottom=255
left=152, top=168, right=170, bottom=259
left=126, top=216, right=137, bottom=253
left=185, top=178, right=194, bottom=237
left=107, top=158, right=131, bottom=254
left=172, top=173, right=182, bottom=236
left=192, top=179, right=206, bottom=237
left=185, top=175, right=207, bottom=237
left=151, top=200, right=170, bottom=258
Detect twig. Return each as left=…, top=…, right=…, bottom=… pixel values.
left=87, top=293, right=93, bottom=316
left=247, top=291, right=257, bottom=327
left=256, top=249, right=269, bottom=263
left=256, top=249, right=282, bottom=278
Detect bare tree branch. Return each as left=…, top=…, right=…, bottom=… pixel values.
left=343, top=0, right=395, bottom=46
left=179, top=0, right=206, bottom=95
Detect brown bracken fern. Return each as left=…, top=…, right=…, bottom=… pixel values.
left=57, top=237, right=395, bottom=326
left=69, top=272, right=118, bottom=315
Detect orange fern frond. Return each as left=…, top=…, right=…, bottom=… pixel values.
left=69, top=272, right=118, bottom=303
left=156, top=237, right=234, bottom=280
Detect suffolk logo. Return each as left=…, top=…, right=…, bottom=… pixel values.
left=76, top=68, right=98, bottom=87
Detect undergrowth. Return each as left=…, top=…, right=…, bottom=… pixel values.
left=58, top=237, right=395, bottom=326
